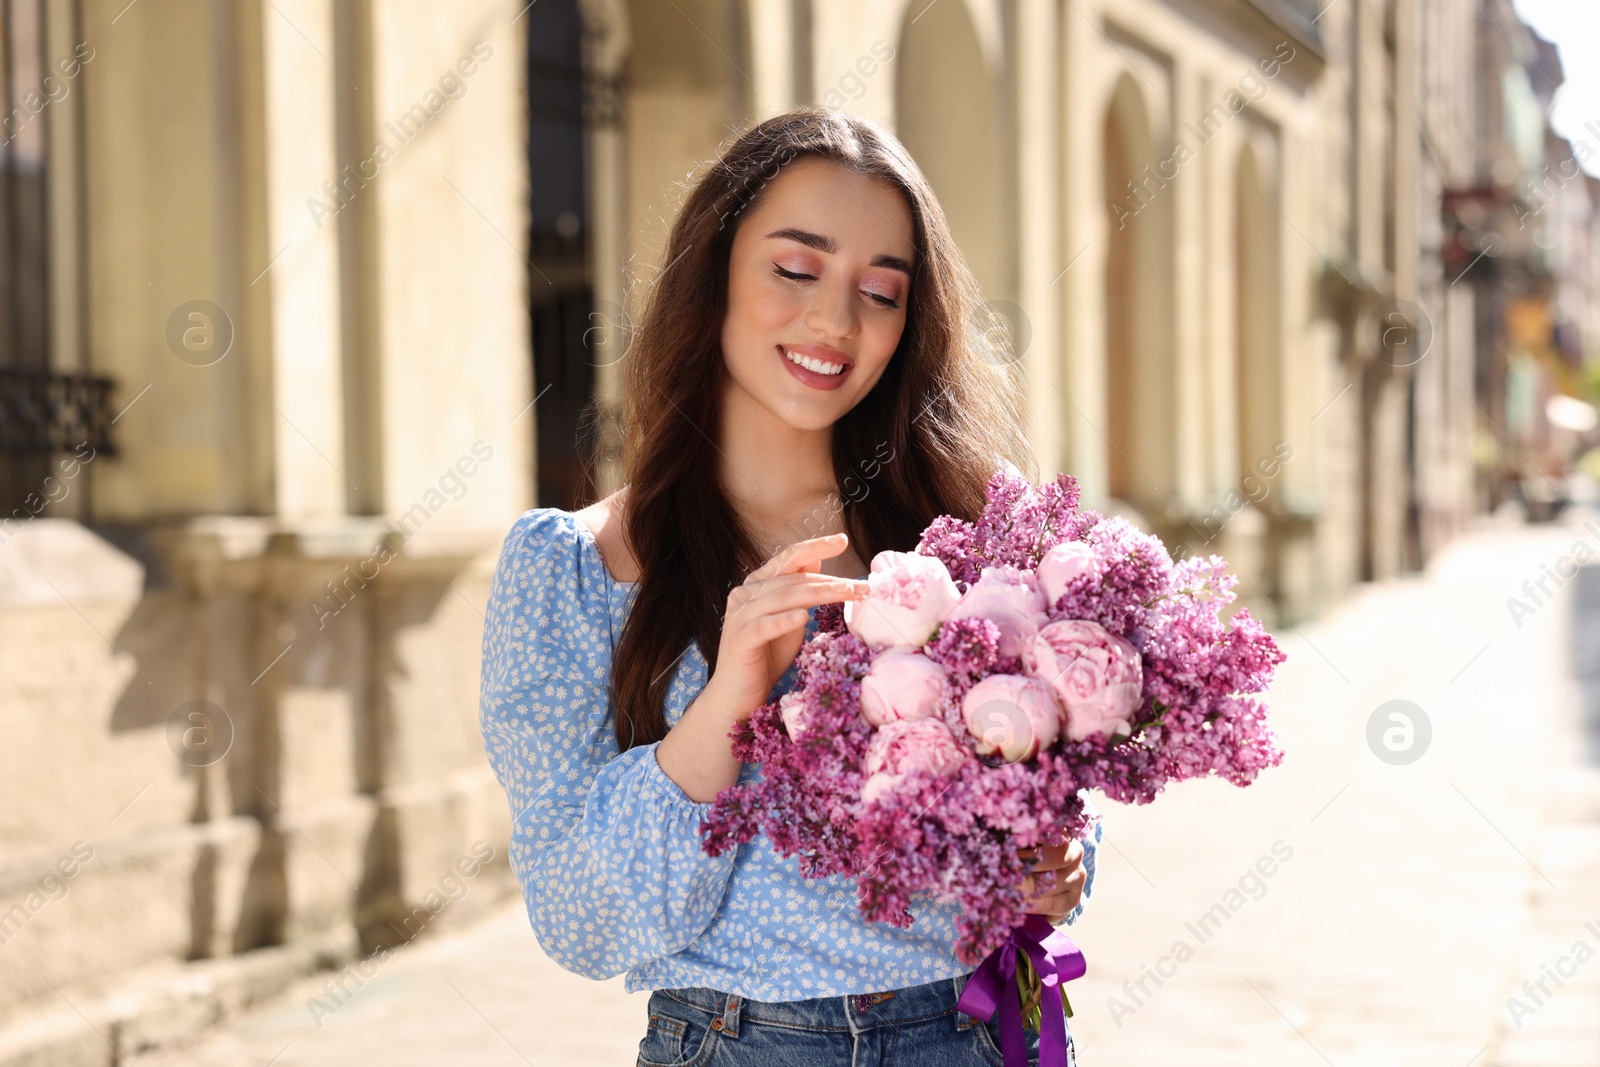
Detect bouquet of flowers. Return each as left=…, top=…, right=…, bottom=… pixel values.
left=701, top=469, right=1286, bottom=1063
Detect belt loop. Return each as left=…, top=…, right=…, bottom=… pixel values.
left=952, top=975, right=975, bottom=1030
left=719, top=992, right=742, bottom=1038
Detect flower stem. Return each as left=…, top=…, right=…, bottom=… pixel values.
left=1015, top=950, right=1043, bottom=1032
left=1014, top=948, right=1073, bottom=1029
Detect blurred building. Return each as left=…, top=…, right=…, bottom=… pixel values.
left=537, top=0, right=1468, bottom=616
left=0, top=2, right=526, bottom=1062
left=1431, top=0, right=1600, bottom=522
left=0, top=0, right=1590, bottom=1062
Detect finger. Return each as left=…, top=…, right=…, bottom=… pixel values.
left=748, top=532, right=850, bottom=582
left=736, top=570, right=868, bottom=601
left=728, top=574, right=868, bottom=622
left=1025, top=879, right=1082, bottom=909
left=1026, top=901, right=1073, bottom=922
left=749, top=607, right=813, bottom=638
left=1030, top=841, right=1068, bottom=869
left=1023, top=867, right=1084, bottom=900
left=1030, top=840, right=1085, bottom=873
left=1032, top=889, right=1081, bottom=916
left=1026, top=889, right=1075, bottom=912
left=1036, top=844, right=1075, bottom=870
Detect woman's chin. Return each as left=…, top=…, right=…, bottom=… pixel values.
left=723, top=367, right=865, bottom=432
left=771, top=403, right=847, bottom=434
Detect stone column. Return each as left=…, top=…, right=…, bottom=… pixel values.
left=260, top=0, right=349, bottom=520
left=353, top=0, right=528, bottom=945
left=1012, top=0, right=1065, bottom=478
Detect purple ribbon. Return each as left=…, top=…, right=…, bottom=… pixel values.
left=957, top=914, right=1086, bottom=1067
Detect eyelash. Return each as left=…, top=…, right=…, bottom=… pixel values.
left=772, top=265, right=901, bottom=310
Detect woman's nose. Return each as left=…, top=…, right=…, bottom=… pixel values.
left=804, top=278, right=857, bottom=341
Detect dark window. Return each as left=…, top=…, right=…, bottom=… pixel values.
left=528, top=0, right=598, bottom=511
left=0, top=0, right=114, bottom=517
left=1, top=0, right=53, bottom=510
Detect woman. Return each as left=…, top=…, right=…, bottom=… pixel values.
left=480, top=106, right=1101, bottom=1066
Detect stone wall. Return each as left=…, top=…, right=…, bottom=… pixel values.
left=0, top=516, right=515, bottom=1061
left=0, top=0, right=532, bottom=1060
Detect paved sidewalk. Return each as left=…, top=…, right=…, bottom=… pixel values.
left=125, top=514, right=1600, bottom=1066
left=123, top=905, right=652, bottom=1067
left=1068, top=510, right=1600, bottom=1066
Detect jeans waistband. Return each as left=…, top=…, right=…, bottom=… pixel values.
left=655, top=972, right=983, bottom=1035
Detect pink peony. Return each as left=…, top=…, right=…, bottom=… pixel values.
left=845, top=550, right=962, bottom=649
left=779, top=692, right=807, bottom=740
left=1026, top=619, right=1142, bottom=741
left=960, top=673, right=1062, bottom=763
left=701, top=467, right=1289, bottom=969
left=860, top=771, right=905, bottom=805
left=945, top=565, right=1049, bottom=659
left=864, top=717, right=969, bottom=779
left=1036, top=541, right=1097, bottom=610
left=860, top=649, right=949, bottom=727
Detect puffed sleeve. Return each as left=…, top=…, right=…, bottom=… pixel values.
left=1055, top=789, right=1102, bottom=928
left=478, top=509, right=739, bottom=979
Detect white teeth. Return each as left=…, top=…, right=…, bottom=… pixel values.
left=782, top=346, right=846, bottom=376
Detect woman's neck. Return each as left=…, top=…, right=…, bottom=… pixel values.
left=716, top=389, right=863, bottom=575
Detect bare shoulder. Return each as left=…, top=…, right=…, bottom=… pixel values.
left=573, top=486, right=640, bottom=583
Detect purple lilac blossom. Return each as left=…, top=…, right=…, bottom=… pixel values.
left=701, top=468, right=1287, bottom=965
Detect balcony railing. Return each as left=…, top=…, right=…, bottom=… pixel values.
left=0, top=368, right=119, bottom=455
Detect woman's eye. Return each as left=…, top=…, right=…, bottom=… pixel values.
left=773, top=264, right=900, bottom=310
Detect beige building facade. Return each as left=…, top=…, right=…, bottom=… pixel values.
left=0, top=0, right=1520, bottom=1062
left=2, top=2, right=528, bottom=1062
left=564, top=0, right=1458, bottom=622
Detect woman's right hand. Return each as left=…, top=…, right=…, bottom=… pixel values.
left=706, top=532, right=870, bottom=719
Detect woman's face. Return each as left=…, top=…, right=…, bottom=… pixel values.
left=720, top=157, right=916, bottom=433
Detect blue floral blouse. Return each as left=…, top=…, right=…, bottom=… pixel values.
left=477, top=507, right=1102, bottom=1001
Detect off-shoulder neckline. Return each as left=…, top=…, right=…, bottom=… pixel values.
left=560, top=509, right=638, bottom=588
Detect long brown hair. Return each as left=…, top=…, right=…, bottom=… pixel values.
left=607, top=105, right=1035, bottom=752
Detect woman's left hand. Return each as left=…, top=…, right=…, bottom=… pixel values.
left=1018, top=839, right=1086, bottom=923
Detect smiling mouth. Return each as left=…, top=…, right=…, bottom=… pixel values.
left=780, top=345, right=850, bottom=376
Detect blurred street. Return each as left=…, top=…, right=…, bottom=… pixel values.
left=7, top=1, right=1600, bottom=1063
left=120, top=509, right=1600, bottom=1067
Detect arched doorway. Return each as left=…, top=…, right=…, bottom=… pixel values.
left=1234, top=138, right=1281, bottom=487
left=894, top=0, right=1007, bottom=302
left=1101, top=73, right=1175, bottom=512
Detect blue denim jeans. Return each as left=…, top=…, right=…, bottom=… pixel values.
left=636, top=972, right=1077, bottom=1066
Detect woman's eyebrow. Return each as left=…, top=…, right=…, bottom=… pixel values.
left=764, top=227, right=913, bottom=276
